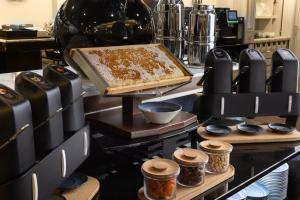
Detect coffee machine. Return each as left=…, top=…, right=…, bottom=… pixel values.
left=215, top=8, right=245, bottom=45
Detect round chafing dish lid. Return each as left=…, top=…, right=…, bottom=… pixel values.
left=200, top=140, right=233, bottom=153
left=141, top=158, right=179, bottom=179
left=173, top=148, right=208, bottom=166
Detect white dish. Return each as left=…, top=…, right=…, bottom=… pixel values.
left=138, top=102, right=182, bottom=124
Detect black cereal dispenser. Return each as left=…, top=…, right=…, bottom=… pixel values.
left=15, top=72, right=64, bottom=158
left=0, top=84, right=35, bottom=184
left=199, top=48, right=233, bottom=94
left=43, top=66, right=85, bottom=137
left=235, top=48, right=266, bottom=93
left=269, top=49, right=299, bottom=93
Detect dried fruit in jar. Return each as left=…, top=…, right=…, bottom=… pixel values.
left=145, top=177, right=176, bottom=200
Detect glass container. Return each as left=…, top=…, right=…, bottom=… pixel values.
left=199, top=140, right=233, bottom=174
left=173, top=148, right=208, bottom=187
left=141, top=158, right=180, bottom=200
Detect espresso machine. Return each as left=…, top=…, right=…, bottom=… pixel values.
left=215, top=8, right=245, bottom=45
left=214, top=8, right=247, bottom=61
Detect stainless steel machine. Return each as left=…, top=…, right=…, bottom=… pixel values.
left=187, top=1, right=216, bottom=67
left=154, top=0, right=185, bottom=60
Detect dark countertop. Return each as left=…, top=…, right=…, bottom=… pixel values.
left=0, top=37, right=56, bottom=52
left=1, top=67, right=298, bottom=200
left=81, top=134, right=300, bottom=200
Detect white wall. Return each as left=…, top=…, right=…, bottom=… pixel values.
left=183, top=0, right=234, bottom=7
left=0, top=0, right=65, bottom=28
left=291, top=0, right=300, bottom=57
left=282, top=0, right=296, bottom=37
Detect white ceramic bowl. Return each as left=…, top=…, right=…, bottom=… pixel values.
left=138, top=102, right=182, bottom=124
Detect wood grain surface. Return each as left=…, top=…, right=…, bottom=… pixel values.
left=87, top=109, right=198, bottom=139
left=138, top=165, right=235, bottom=200
left=198, top=125, right=300, bottom=144
left=62, top=176, right=100, bottom=200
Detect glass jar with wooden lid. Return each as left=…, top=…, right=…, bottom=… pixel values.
left=199, top=140, right=233, bottom=174
left=173, top=148, right=208, bottom=187
left=141, top=158, right=180, bottom=200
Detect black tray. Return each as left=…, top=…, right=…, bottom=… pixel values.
left=0, top=29, right=37, bottom=38
left=0, top=124, right=90, bottom=200
left=195, top=92, right=300, bottom=119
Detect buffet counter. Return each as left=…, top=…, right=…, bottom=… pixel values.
left=2, top=64, right=300, bottom=200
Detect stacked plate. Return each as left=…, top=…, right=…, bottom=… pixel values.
left=244, top=182, right=269, bottom=200
left=258, top=163, right=289, bottom=200
left=227, top=189, right=247, bottom=200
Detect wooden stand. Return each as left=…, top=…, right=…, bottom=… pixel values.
left=87, top=96, right=197, bottom=139
left=198, top=125, right=300, bottom=144
left=62, top=176, right=100, bottom=200
left=138, top=165, right=235, bottom=200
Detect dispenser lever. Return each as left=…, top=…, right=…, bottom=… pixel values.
left=32, top=173, right=38, bottom=200
left=61, top=149, right=67, bottom=178
left=232, top=66, right=249, bottom=92
left=266, top=66, right=284, bottom=85
left=197, top=66, right=213, bottom=86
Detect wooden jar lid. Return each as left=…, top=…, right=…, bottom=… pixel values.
left=173, top=148, right=208, bottom=166
left=141, top=158, right=179, bottom=179
left=200, top=140, right=233, bottom=153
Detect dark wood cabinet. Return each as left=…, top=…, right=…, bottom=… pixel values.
left=0, top=37, right=56, bottom=73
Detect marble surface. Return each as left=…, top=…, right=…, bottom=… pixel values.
left=0, top=70, right=42, bottom=89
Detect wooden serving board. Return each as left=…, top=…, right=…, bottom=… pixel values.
left=70, top=43, right=192, bottom=95
left=198, top=125, right=300, bottom=144
left=105, top=76, right=191, bottom=94
left=62, top=176, right=100, bottom=200
left=138, top=165, right=235, bottom=200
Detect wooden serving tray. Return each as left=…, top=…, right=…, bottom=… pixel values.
left=87, top=109, right=197, bottom=139
left=198, top=125, right=300, bottom=144
left=138, top=165, right=235, bottom=200
left=70, top=44, right=192, bottom=95
left=62, top=176, right=100, bottom=200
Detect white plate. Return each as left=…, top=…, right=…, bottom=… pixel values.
left=244, top=182, right=269, bottom=198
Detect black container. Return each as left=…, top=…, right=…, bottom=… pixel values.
left=0, top=125, right=90, bottom=200
left=0, top=85, right=35, bottom=184
left=270, top=49, right=299, bottom=93
left=15, top=72, right=64, bottom=158
left=0, top=30, right=37, bottom=38
left=237, top=48, right=266, bottom=93
left=203, top=48, right=233, bottom=94
left=54, top=0, right=155, bottom=50
left=43, top=66, right=85, bottom=136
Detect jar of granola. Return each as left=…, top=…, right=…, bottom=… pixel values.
left=199, top=140, right=233, bottom=174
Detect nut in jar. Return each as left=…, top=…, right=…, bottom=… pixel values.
left=141, top=158, right=180, bottom=200
left=199, top=140, right=233, bottom=174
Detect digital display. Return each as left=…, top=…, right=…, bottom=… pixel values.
left=227, top=10, right=238, bottom=23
